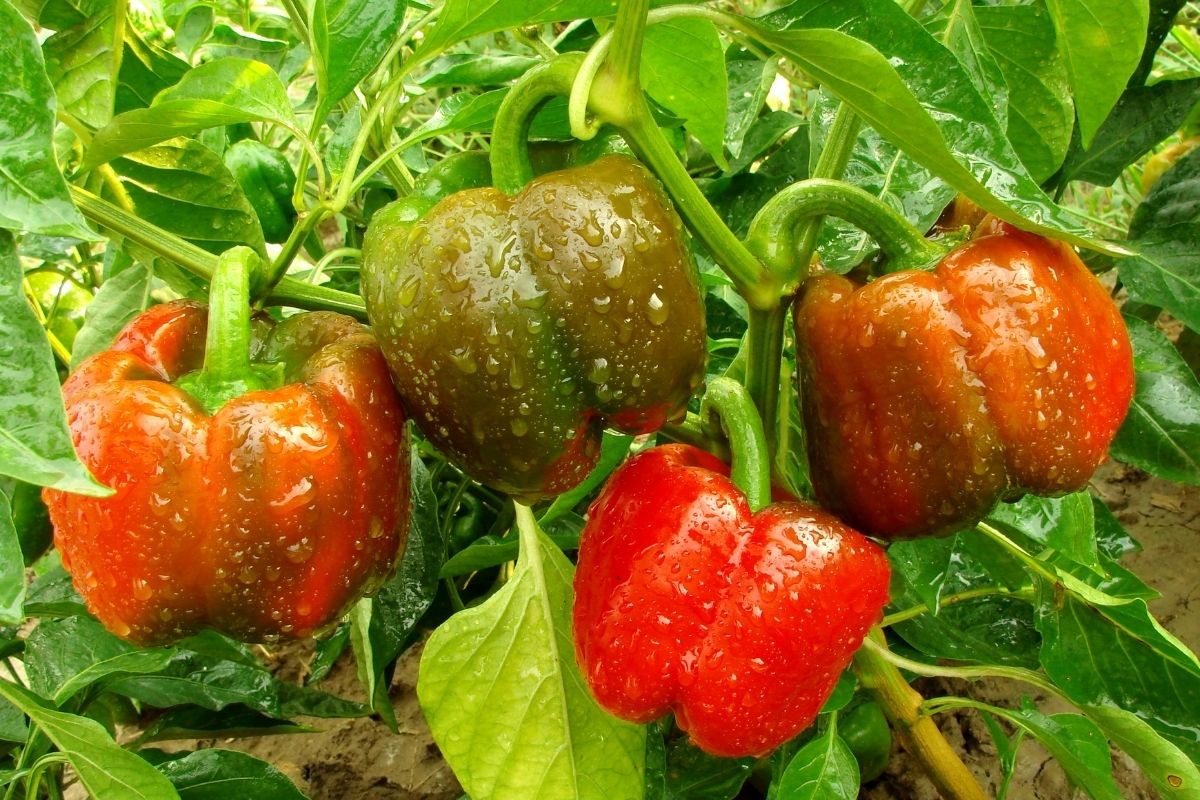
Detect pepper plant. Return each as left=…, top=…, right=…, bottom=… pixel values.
left=2, top=0, right=1199, bottom=797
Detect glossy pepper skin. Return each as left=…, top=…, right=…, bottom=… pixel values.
left=361, top=155, right=707, bottom=502
left=795, top=222, right=1134, bottom=540
left=43, top=301, right=409, bottom=645
left=573, top=444, right=890, bottom=757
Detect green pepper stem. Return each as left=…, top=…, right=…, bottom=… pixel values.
left=743, top=306, right=786, bottom=456
left=699, top=377, right=771, bottom=513
left=604, top=0, right=649, bottom=103
left=490, top=54, right=584, bottom=195
left=69, top=185, right=368, bottom=319
left=853, top=629, right=988, bottom=800
left=202, top=247, right=259, bottom=384
left=744, top=179, right=947, bottom=278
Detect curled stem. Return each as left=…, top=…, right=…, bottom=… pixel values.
left=699, top=377, right=771, bottom=512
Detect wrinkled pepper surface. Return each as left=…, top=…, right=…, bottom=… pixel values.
left=795, top=222, right=1134, bottom=540
left=361, top=155, right=707, bottom=501
left=44, top=295, right=409, bottom=645
left=573, top=444, right=891, bottom=757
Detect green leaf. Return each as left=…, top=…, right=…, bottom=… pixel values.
left=42, top=2, right=118, bottom=129
left=1047, top=0, right=1149, bottom=148
left=0, top=494, right=23, bottom=625
left=439, top=528, right=581, bottom=578
left=418, top=506, right=645, bottom=800
left=662, top=737, right=753, bottom=800
left=1064, top=78, right=1200, bottom=186
left=417, top=0, right=618, bottom=57
left=147, top=748, right=306, bottom=799
left=173, top=4, right=214, bottom=60
left=641, top=18, right=728, bottom=168
left=419, top=53, right=539, bottom=87
left=935, top=0, right=1009, bottom=129
left=110, top=138, right=266, bottom=257
left=24, top=617, right=174, bottom=705
left=1111, top=315, right=1200, bottom=483
left=540, top=433, right=633, bottom=526
left=1122, top=148, right=1200, bottom=333
left=990, top=705, right=1122, bottom=800
left=1132, top=0, right=1189, bottom=87
left=0, top=0, right=96, bottom=239
left=203, top=25, right=287, bottom=71
left=85, top=57, right=300, bottom=169
left=723, top=54, right=776, bottom=161
left=0, top=232, right=107, bottom=494
left=135, top=706, right=310, bottom=745
left=774, top=727, right=859, bottom=800
left=976, top=4, right=1073, bottom=183
left=1083, top=704, right=1200, bottom=799
left=756, top=2, right=1106, bottom=253
left=892, top=593, right=1041, bottom=669
left=70, top=261, right=152, bottom=365
left=311, top=0, right=406, bottom=123
left=115, top=24, right=189, bottom=113
left=1036, top=581, right=1200, bottom=762
left=989, top=493, right=1101, bottom=575
left=0, top=679, right=181, bottom=799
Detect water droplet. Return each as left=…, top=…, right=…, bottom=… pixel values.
left=511, top=418, right=529, bottom=436
left=592, top=295, right=612, bottom=314
left=132, top=579, right=153, bottom=601
left=450, top=347, right=477, bottom=374
left=588, top=358, right=611, bottom=385
left=646, top=293, right=668, bottom=326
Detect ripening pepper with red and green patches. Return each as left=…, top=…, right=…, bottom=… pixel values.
left=361, top=154, right=707, bottom=503
left=43, top=248, right=409, bottom=645
left=794, top=221, right=1135, bottom=540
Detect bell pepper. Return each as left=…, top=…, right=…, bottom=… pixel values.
left=840, top=699, right=892, bottom=782
left=795, top=221, right=1134, bottom=540
left=224, top=139, right=298, bottom=245
left=43, top=248, right=409, bottom=645
left=572, top=442, right=890, bottom=757
left=360, top=153, right=707, bottom=502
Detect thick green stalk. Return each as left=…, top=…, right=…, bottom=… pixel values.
left=744, top=178, right=947, bottom=276
left=743, top=306, right=786, bottom=454
left=69, top=186, right=367, bottom=319
left=490, top=54, right=583, bottom=195
left=853, top=630, right=988, bottom=800
left=699, top=377, right=770, bottom=512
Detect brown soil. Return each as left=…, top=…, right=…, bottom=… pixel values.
left=178, top=461, right=1198, bottom=800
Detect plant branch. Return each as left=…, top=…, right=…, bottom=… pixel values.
left=853, top=629, right=988, bottom=800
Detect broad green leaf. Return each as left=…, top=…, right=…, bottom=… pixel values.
left=420, top=53, right=539, bottom=87
left=0, top=232, right=107, bottom=494
left=0, top=0, right=95, bottom=239
left=892, top=593, right=1041, bottom=669
left=417, top=0, right=619, bottom=57
left=641, top=18, right=728, bottom=168
left=1084, top=704, right=1200, bottom=799
left=418, top=506, right=645, bottom=800
left=136, top=706, right=310, bottom=745
left=1111, top=315, right=1200, bottom=483
left=934, top=0, right=1009, bottom=129
left=0, top=679, right=181, bottom=799
left=439, top=528, right=581, bottom=578
left=976, top=4, right=1073, bottom=183
left=808, top=89, right=953, bottom=271
left=1047, top=0, right=1149, bottom=148
left=756, top=3, right=1106, bottom=253
left=1064, top=78, right=1200, bottom=186
left=311, top=0, right=406, bottom=122
left=15, top=0, right=101, bottom=28
left=2, top=478, right=54, bottom=565
left=146, top=748, right=306, bottom=799
left=173, top=4, right=214, bottom=60
left=42, top=3, right=118, bottom=129
left=105, top=650, right=283, bottom=715
left=85, top=57, right=300, bottom=169
left=722, top=109, right=802, bottom=177
left=989, top=705, right=1121, bottom=800
left=723, top=54, right=777, bottom=160
left=24, top=617, right=174, bottom=704
left=0, top=698, right=26, bottom=743
left=1132, top=0, right=1188, bottom=86
left=0, top=494, right=23, bottom=624
left=109, top=138, right=265, bottom=258
left=988, top=493, right=1101, bottom=575
left=1122, top=148, right=1200, bottom=333
left=116, top=24, right=189, bottom=113
left=70, top=261, right=152, bottom=365
left=203, top=25, right=286, bottom=71
left=775, top=727, right=859, bottom=800
left=1036, top=581, right=1200, bottom=762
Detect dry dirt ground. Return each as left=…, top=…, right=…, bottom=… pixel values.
left=179, top=461, right=1198, bottom=800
